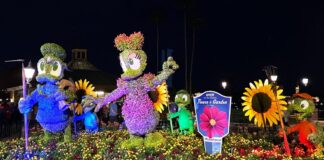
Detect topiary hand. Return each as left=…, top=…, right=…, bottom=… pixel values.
left=163, top=57, right=179, bottom=71
left=18, top=98, right=32, bottom=114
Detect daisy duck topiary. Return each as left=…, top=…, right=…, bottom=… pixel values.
left=95, top=32, right=178, bottom=148
left=19, top=43, right=73, bottom=142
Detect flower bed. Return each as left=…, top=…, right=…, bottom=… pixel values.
left=0, top=130, right=323, bottom=159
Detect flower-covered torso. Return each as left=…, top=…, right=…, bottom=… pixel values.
left=119, top=74, right=159, bottom=135
left=35, top=83, right=69, bottom=132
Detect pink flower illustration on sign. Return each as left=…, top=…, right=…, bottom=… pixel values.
left=199, top=106, right=228, bottom=138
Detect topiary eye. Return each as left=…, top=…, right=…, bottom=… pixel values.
left=182, top=95, right=188, bottom=102
left=128, top=59, right=134, bottom=65
left=37, top=59, right=46, bottom=74
left=300, top=100, right=309, bottom=110
left=40, top=62, right=45, bottom=70
left=50, top=60, right=62, bottom=77
left=53, top=61, right=58, bottom=71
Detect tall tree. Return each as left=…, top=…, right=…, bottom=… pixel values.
left=150, top=8, right=166, bottom=72
left=176, top=0, right=194, bottom=90
left=189, top=16, right=203, bottom=95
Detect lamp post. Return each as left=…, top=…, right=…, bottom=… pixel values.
left=263, top=65, right=291, bottom=156
left=296, top=77, right=309, bottom=93
left=5, top=59, right=35, bottom=155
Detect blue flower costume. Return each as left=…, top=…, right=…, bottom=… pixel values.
left=74, top=95, right=98, bottom=133
left=19, top=43, right=72, bottom=142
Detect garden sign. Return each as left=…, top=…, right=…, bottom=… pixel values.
left=194, top=91, right=231, bottom=154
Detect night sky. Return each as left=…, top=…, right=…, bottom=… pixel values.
left=1, top=0, right=324, bottom=100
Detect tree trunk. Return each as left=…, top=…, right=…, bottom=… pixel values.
left=184, top=8, right=188, bottom=90
left=156, top=23, right=160, bottom=72
left=189, top=27, right=195, bottom=95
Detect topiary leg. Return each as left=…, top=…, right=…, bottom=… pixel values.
left=64, top=123, right=72, bottom=142
left=188, top=127, right=194, bottom=134
left=144, top=132, right=166, bottom=148
left=44, top=130, right=51, bottom=143
left=121, top=134, right=144, bottom=149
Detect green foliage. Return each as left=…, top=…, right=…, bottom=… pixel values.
left=120, top=135, right=144, bottom=149
left=144, top=132, right=166, bottom=148
left=40, top=43, right=66, bottom=60
left=1, top=130, right=324, bottom=159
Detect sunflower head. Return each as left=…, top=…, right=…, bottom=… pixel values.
left=242, top=79, right=287, bottom=127
left=149, top=81, right=169, bottom=113
left=288, top=93, right=315, bottom=120
left=175, top=90, right=190, bottom=108
left=74, top=79, right=97, bottom=114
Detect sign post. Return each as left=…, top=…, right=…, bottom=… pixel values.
left=193, top=91, right=231, bottom=154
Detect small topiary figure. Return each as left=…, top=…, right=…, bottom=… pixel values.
left=74, top=95, right=99, bottom=133
left=286, top=93, right=323, bottom=155
left=168, top=90, right=194, bottom=134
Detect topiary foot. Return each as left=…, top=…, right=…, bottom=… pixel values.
left=64, top=124, right=72, bottom=142
left=144, top=132, right=166, bottom=148
left=120, top=135, right=144, bottom=149
left=44, top=131, right=52, bottom=143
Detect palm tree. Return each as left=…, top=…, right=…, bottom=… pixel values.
left=150, top=8, right=166, bottom=72
left=176, top=0, right=194, bottom=90
left=189, top=16, right=203, bottom=95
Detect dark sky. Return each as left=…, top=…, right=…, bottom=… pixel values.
left=1, top=0, right=324, bottom=100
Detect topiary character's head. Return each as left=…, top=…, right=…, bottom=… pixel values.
left=81, top=95, right=96, bottom=113
left=175, top=90, right=191, bottom=108
left=36, top=43, right=67, bottom=84
left=114, top=32, right=147, bottom=80
left=288, top=93, right=315, bottom=120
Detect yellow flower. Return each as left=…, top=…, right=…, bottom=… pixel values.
left=74, top=79, right=97, bottom=114
left=152, top=81, right=170, bottom=113
left=242, top=79, right=287, bottom=127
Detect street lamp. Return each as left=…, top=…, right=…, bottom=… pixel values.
left=263, top=65, right=291, bottom=156
left=302, top=78, right=309, bottom=87
left=4, top=59, right=35, bottom=156
left=221, top=81, right=227, bottom=89
left=24, top=61, right=35, bottom=84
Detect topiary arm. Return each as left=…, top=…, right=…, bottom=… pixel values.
left=287, top=123, right=301, bottom=134
left=74, top=114, right=85, bottom=122
left=152, top=57, right=179, bottom=87
left=168, top=111, right=180, bottom=119
left=18, top=89, right=39, bottom=114
left=95, top=82, right=128, bottom=112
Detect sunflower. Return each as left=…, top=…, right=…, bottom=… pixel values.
left=241, top=79, right=287, bottom=127
left=74, top=79, right=96, bottom=114
left=148, top=82, right=169, bottom=113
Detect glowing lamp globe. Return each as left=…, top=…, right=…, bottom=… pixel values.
left=302, top=78, right=308, bottom=86
left=24, top=61, right=35, bottom=83
left=270, top=75, right=278, bottom=82
left=221, top=81, right=227, bottom=89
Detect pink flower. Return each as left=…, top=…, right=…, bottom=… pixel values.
left=199, top=107, right=228, bottom=138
